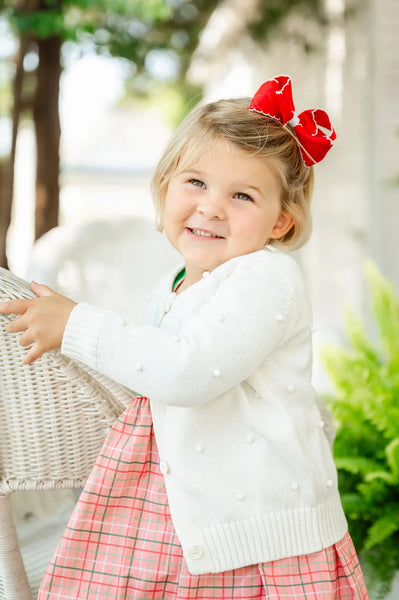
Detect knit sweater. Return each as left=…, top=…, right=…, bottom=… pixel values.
left=61, top=248, right=347, bottom=575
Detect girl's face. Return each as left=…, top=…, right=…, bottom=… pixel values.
left=163, top=138, right=294, bottom=287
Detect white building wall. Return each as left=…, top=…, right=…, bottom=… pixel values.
left=368, top=0, right=399, bottom=282
left=189, top=0, right=399, bottom=388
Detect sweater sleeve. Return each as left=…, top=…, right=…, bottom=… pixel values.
left=61, top=258, right=296, bottom=407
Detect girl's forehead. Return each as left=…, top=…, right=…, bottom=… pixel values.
left=176, top=137, right=252, bottom=174
left=176, top=138, right=277, bottom=176
left=176, top=135, right=222, bottom=171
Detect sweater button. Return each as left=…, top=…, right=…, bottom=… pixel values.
left=246, top=434, right=255, bottom=444
left=213, top=368, right=221, bottom=377
left=290, top=481, right=299, bottom=491
left=236, top=493, right=245, bottom=501
left=134, top=363, right=144, bottom=372
left=254, top=392, right=261, bottom=399
left=202, top=271, right=210, bottom=279
left=276, top=313, right=285, bottom=322
left=195, top=444, right=204, bottom=453
left=188, top=545, right=203, bottom=559
left=326, top=479, right=333, bottom=487
left=318, top=419, right=325, bottom=428
left=173, top=335, right=181, bottom=343
left=159, top=461, right=169, bottom=475
left=287, top=384, right=295, bottom=392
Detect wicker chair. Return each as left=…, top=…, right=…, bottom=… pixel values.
left=0, top=267, right=135, bottom=599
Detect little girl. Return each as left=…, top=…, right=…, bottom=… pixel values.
left=0, top=75, right=368, bottom=599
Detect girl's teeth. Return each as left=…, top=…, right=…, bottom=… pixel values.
left=191, top=229, right=218, bottom=238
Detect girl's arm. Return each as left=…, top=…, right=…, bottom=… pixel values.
left=0, top=257, right=305, bottom=408
left=61, top=258, right=301, bottom=407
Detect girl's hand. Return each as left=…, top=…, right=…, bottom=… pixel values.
left=0, top=282, right=77, bottom=365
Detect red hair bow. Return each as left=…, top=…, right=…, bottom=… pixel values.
left=249, top=75, right=336, bottom=166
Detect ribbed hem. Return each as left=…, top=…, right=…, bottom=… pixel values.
left=61, top=303, right=110, bottom=370
left=180, top=495, right=348, bottom=575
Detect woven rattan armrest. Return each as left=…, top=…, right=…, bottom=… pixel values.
left=0, top=267, right=135, bottom=599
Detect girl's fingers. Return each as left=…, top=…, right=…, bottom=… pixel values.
left=0, top=283, right=54, bottom=315
left=19, top=331, right=35, bottom=348
left=6, top=314, right=29, bottom=334
left=30, top=282, right=54, bottom=297
left=0, top=298, right=34, bottom=315
left=22, top=345, right=43, bottom=365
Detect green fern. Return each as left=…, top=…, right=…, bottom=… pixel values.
left=321, top=261, right=399, bottom=599
left=386, top=439, right=399, bottom=480
left=364, top=511, right=399, bottom=551
left=365, top=261, right=399, bottom=373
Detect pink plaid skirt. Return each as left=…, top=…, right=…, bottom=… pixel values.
left=38, top=397, right=369, bottom=600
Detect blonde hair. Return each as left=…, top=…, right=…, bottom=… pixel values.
left=151, top=97, right=314, bottom=250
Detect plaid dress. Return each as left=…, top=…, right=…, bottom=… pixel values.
left=38, top=397, right=369, bottom=600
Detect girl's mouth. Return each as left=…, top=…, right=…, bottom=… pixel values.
left=186, top=228, right=224, bottom=239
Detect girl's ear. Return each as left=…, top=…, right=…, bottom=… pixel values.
left=270, top=210, right=294, bottom=239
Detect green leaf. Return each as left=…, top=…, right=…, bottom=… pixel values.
left=364, top=470, right=396, bottom=485
left=386, top=438, right=399, bottom=479
left=364, top=512, right=399, bottom=550
left=335, top=457, right=383, bottom=476
left=366, top=260, right=399, bottom=372
left=343, top=308, right=379, bottom=362
left=340, top=493, right=370, bottom=517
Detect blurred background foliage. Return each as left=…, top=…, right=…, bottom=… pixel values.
left=0, top=0, right=329, bottom=270
left=322, top=262, right=399, bottom=599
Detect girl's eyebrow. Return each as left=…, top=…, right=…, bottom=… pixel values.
left=244, top=184, right=263, bottom=195
left=232, top=183, right=265, bottom=197
left=179, top=168, right=203, bottom=177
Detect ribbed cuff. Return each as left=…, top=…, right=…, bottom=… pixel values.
left=61, top=302, right=110, bottom=370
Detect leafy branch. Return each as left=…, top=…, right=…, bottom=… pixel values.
left=321, top=261, right=399, bottom=599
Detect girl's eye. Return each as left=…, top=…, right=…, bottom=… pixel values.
left=235, top=192, right=253, bottom=202
left=189, top=178, right=205, bottom=188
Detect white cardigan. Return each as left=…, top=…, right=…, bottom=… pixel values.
left=61, top=248, right=347, bottom=575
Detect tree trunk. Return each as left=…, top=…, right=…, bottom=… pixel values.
left=0, top=35, right=28, bottom=269
left=33, top=34, right=62, bottom=241
left=0, top=161, right=11, bottom=269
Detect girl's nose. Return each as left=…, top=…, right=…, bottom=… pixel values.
left=197, top=192, right=226, bottom=219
